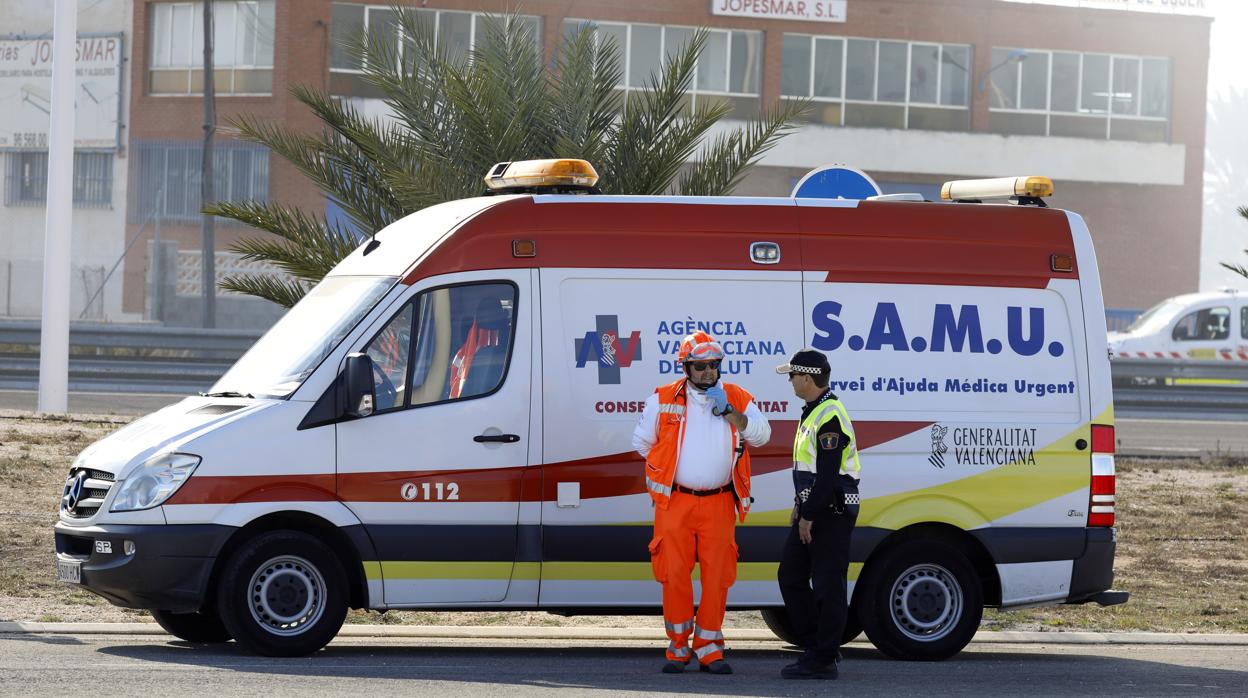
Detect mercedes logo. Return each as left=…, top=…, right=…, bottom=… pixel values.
left=62, top=471, right=88, bottom=513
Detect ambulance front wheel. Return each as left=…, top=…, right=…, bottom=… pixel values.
left=858, top=540, right=983, bottom=661
left=760, top=607, right=864, bottom=647
left=215, top=530, right=349, bottom=657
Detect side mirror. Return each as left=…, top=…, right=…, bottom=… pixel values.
left=343, top=352, right=376, bottom=418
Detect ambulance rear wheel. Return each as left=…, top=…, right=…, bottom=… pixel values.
left=760, top=607, right=865, bottom=647
left=859, top=540, right=982, bottom=661
left=216, top=530, right=348, bottom=657
left=151, top=609, right=232, bottom=643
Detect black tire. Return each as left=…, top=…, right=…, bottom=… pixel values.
left=858, top=539, right=983, bottom=661
left=215, top=530, right=348, bottom=657
left=151, top=609, right=233, bottom=643
left=842, top=601, right=864, bottom=643
left=760, top=606, right=865, bottom=647
left=761, top=607, right=801, bottom=647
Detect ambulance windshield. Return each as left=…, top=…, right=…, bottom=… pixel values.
left=210, top=275, right=396, bottom=398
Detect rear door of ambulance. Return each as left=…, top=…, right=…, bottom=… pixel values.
left=533, top=201, right=807, bottom=608
left=336, top=269, right=537, bottom=605
left=798, top=200, right=1093, bottom=606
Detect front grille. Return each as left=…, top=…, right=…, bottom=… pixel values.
left=61, top=466, right=116, bottom=519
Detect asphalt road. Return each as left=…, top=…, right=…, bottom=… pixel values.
left=0, top=635, right=1243, bottom=697
left=1115, top=417, right=1248, bottom=458
left=2, top=390, right=1247, bottom=459
left=0, top=389, right=180, bottom=416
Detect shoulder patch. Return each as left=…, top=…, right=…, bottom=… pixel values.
left=818, top=432, right=840, bottom=450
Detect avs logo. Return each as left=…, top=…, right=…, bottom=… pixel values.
left=574, top=315, right=642, bottom=384
left=928, top=424, right=949, bottom=468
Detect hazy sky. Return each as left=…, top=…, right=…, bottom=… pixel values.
left=1200, top=2, right=1248, bottom=293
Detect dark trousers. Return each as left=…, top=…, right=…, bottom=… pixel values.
left=777, top=509, right=857, bottom=663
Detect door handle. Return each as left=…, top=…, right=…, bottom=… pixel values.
left=474, top=433, right=521, bottom=443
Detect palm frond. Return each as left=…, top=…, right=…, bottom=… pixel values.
left=218, top=274, right=310, bottom=309
left=205, top=200, right=359, bottom=283
left=678, top=98, right=811, bottom=196
left=606, top=29, right=712, bottom=195
left=227, top=108, right=398, bottom=235
left=550, top=25, right=623, bottom=164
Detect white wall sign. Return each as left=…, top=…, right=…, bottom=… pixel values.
left=0, top=35, right=123, bottom=150
left=711, top=0, right=848, bottom=23
left=998, top=0, right=1214, bottom=16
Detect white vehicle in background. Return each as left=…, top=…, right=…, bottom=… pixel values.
left=1108, top=289, right=1248, bottom=361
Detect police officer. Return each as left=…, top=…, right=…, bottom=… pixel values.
left=775, top=349, right=860, bottom=680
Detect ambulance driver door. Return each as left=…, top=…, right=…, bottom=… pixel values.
left=336, top=271, right=532, bottom=605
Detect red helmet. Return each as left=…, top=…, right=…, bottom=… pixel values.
left=677, top=331, right=724, bottom=365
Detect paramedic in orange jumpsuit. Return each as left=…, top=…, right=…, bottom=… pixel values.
left=632, top=331, right=771, bottom=675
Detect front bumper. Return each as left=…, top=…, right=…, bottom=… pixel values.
left=54, top=522, right=234, bottom=613
left=1065, top=526, right=1129, bottom=605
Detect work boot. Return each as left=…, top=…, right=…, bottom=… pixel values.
left=661, top=660, right=688, bottom=674
left=781, top=658, right=838, bottom=680
left=699, top=660, right=733, bottom=675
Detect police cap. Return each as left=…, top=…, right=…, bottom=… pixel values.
left=775, top=349, right=830, bottom=377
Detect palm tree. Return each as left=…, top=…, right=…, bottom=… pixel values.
left=1224, top=206, right=1248, bottom=280
left=207, top=11, right=808, bottom=308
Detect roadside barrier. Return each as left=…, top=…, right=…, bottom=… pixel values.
left=0, top=320, right=259, bottom=394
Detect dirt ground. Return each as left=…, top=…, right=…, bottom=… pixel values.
left=3, top=410, right=1245, bottom=633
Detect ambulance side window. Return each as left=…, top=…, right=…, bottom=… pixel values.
left=1171, top=306, right=1230, bottom=341
left=1242, top=307, right=1248, bottom=339
left=362, top=303, right=414, bottom=412
left=408, top=282, right=516, bottom=406
left=358, top=282, right=516, bottom=414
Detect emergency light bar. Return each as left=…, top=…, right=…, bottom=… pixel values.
left=940, top=176, right=1053, bottom=203
left=484, top=158, right=600, bottom=192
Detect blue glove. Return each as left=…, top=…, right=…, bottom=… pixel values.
left=706, top=384, right=730, bottom=415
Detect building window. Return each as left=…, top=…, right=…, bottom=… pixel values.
left=4, top=151, right=113, bottom=208
left=329, top=5, right=542, bottom=97
left=131, top=141, right=269, bottom=223
left=149, top=0, right=275, bottom=95
left=564, top=20, right=763, bottom=119
left=781, top=34, right=970, bottom=131
left=988, top=48, right=1170, bottom=142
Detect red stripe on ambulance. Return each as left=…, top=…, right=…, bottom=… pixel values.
left=167, top=420, right=931, bottom=505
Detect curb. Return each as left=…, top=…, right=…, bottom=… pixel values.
left=2, top=623, right=1246, bottom=646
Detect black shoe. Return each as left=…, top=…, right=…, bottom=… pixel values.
left=781, top=659, right=838, bottom=680
left=661, top=660, right=688, bottom=674
left=699, top=660, right=733, bottom=675
left=783, top=649, right=819, bottom=671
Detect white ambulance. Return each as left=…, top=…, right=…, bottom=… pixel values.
left=54, top=161, right=1125, bottom=660
left=1108, top=288, right=1248, bottom=361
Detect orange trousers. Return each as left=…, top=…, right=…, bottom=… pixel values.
left=649, top=489, right=738, bottom=665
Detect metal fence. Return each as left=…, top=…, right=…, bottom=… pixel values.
left=0, top=320, right=260, bottom=394
left=1110, top=357, right=1248, bottom=417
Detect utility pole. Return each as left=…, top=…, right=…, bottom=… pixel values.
left=37, top=0, right=77, bottom=414
left=201, top=0, right=217, bottom=328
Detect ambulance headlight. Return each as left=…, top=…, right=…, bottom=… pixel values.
left=110, top=453, right=201, bottom=512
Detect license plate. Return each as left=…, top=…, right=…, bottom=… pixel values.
left=56, top=559, right=81, bottom=584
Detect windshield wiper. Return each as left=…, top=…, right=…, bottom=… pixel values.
left=200, top=391, right=255, bottom=398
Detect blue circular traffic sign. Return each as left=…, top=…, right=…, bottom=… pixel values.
left=791, top=165, right=882, bottom=200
